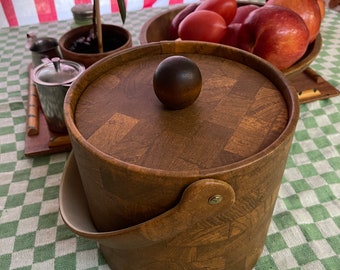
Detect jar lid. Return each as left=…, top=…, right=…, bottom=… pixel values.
left=71, top=4, right=93, bottom=21
left=33, top=57, right=85, bottom=86
left=26, top=32, right=58, bottom=53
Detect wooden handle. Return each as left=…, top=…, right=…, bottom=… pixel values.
left=298, top=88, right=322, bottom=102
left=304, top=67, right=324, bottom=84
left=123, top=178, right=235, bottom=247
left=60, top=153, right=235, bottom=249
left=48, top=135, right=71, bottom=148
left=26, top=66, right=39, bottom=136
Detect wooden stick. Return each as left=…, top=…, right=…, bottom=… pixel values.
left=27, top=65, right=39, bottom=136
left=94, top=0, right=103, bottom=53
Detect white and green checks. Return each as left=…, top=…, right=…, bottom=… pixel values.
left=1, top=3, right=340, bottom=270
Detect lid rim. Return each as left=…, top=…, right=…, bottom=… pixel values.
left=32, top=60, right=85, bottom=86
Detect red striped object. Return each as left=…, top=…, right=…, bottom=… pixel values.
left=143, top=0, right=157, bottom=8
left=110, top=0, right=119, bottom=13
left=34, top=0, right=58, bottom=22
left=75, top=0, right=92, bottom=4
left=1, top=0, right=19, bottom=27
left=1, top=0, right=188, bottom=27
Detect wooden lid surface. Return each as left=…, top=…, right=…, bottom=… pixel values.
left=72, top=42, right=291, bottom=172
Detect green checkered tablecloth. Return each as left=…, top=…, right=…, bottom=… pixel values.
left=1, top=3, right=339, bottom=270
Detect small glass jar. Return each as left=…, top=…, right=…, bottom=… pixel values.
left=71, top=4, right=94, bottom=28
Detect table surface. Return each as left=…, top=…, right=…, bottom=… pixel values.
left=1, top=2, right=340, bottom=270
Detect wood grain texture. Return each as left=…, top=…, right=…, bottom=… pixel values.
left=75, top=53, right=288, bottom=170
left=289, top=68, right=340, bottom=103
left=63, top=42, right=299, bottom=269
left=26, top=66, right=39, bottom=136
left=24, top=107, right=72, bottom=157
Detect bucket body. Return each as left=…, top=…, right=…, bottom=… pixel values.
left=62, top=41, right=299, bottom=269
left=66, top=133, right=294, bottom=269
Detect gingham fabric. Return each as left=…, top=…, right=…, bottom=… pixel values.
left=0, top=2, right=339, bottom=270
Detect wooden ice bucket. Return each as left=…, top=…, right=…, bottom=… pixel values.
left=61, top=41, right=299, bottom=269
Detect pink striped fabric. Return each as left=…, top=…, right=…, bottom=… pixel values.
left=1, top=0, right=18, bottom=26
left=34, top=0, right=58, bottom=22
left=0, top=0, right=190, bottom=27
left=75, top=0, right=92, bottom=4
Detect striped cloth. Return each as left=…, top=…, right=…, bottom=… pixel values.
left=0, top=0, right=196, bottom=27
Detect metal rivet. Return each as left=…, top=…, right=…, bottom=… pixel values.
left=208, top=195, right=223, bottom=205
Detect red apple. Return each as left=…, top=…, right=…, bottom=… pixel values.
left=220, top=23, right=242, bottom=47
left=196, top=0, right=237, bottom=25
left=178, top=10, right=227, bottom=43
left=265, top=0, right=321, bottom=43
left=231, top=4, right=259, bottom=24
left=238, top=5, right=310, bottom=71
left=169, top=3, right=199, bottom=39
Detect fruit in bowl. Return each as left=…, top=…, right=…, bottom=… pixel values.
left=230, top=4, right=260, bottom=24
left=139, top=0, right=323, bottom=77
left=195, top=0, right=237, bottom=25
left=178, top=10, right=227, bottom=43
left=266, top=0, right=322, bottom=44
left=237, top=5, right=310, bottom=70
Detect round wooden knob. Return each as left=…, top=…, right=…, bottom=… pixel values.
left=153, top=55, right=202, bottom=110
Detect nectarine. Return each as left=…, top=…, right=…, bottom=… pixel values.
left=238, top=5, right=310, bottom=70
left=266, top=0, right=322, bottom=43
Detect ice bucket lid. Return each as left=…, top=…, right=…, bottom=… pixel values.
left=65, top=41, right=299, bottom=172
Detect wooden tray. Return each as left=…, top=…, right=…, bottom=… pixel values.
left=288, top=67, right=339, bottom=103
left=24, top=108, right=71, bottom=157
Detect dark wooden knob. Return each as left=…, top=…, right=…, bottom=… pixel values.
left=153, top=55, right=202, bottom=110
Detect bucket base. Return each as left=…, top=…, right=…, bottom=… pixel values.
left=60, top=153, right=273, bottom=270
left=100, top=239, right=264, bottom=270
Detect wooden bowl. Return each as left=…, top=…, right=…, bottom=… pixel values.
left=139, top=4, right=322, bottom=78
left=59, top=24, right=132, bottom=68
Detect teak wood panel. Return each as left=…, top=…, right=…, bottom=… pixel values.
left=62, top=42, right=299, bottom=269
left=75, top=53, right=288, bottom=171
